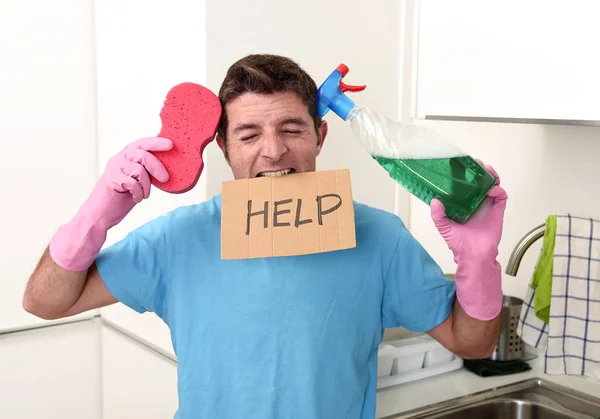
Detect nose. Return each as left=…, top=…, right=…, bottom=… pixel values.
left=261, top=133, right=288, bottom=162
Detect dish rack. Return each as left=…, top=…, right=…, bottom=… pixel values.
left=377, top=334, right=463, bottom=389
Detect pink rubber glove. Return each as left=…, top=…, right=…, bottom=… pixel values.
left=430, top=162, right=508, bottom=321
left=49, top=137, right=173, bottom=271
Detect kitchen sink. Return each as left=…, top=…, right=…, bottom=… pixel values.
left=382, top=378, right=600, bottom=419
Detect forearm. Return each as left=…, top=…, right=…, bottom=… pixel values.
left=446, top=255, right=502, bottom=358
left=23, top=246, right=89, bottom=320
left=22, top=137, right=170, bottom=319
left=25, top=191, right=108, bottom=318
left=449, top=297, right=501, bottom=359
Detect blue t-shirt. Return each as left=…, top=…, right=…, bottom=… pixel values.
left=96, top=195, right=456, bottom=419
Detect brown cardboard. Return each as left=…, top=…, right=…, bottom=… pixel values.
left=221, top=169, right=356, bottom=260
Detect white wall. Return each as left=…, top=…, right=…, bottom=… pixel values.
left=0, top=1, right=102, bottom=416
left=0, top=0, right=98, bottom=331
left=408, top=119, right=600, bottom=300
left=94, top=0, right=209, bottom=356
left=204, top=0, right=410, bottom=219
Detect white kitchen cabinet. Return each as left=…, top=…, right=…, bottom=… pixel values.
left=416, top=0, right=600, bottom=122
left=0, top=320, right=101, bottom=419
left=101, top=325, right=178, bottom=419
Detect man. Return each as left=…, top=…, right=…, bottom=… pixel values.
left=24, top=54, right=507, bottom=418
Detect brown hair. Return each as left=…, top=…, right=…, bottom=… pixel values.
left=217, top=54, right=323, bottom=143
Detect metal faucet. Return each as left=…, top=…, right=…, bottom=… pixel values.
left=505, top=223, right=546, bottom=276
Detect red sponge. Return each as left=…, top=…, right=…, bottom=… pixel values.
left=151, top=82, right=222, bottom=194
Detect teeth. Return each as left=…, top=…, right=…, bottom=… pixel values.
left=259, top=169, right=293, bottom=177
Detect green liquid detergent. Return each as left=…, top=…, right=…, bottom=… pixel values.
left=316, top=63, right=496, bottom=223
left=372, top=155, right=496, bottom=224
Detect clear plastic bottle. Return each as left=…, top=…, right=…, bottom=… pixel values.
left=317, top=64, right=496, bottom=224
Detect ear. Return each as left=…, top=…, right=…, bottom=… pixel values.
left=316, top=120, right=328, bottom=155
left=216, top=135, right=230, bottom=164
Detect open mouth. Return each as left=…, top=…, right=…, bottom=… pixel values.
left=257, top=168, right=295, bottom=178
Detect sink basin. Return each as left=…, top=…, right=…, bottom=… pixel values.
left=418, top=398, right=589, bottom=419
left=382, top=378, right=600, bottom=419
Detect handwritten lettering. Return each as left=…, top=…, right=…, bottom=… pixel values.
left=273, top=199, right=292, bottom=227
left=244, top=194, right=343, bottom=235
left=246, top=200, right=269, bottom=235
left=316, top=194, right=342, bottom=225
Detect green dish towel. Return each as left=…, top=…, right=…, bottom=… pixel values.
left=531, top=215, right=557, bottom=324
left=463, top=358, right=532, bottom=377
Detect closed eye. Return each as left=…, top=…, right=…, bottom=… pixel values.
left=241, top=134, right=258, bottom=141
left=283, top=130, right=302, bottom=134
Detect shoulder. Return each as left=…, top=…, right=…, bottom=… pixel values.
left=126, top=195, right=220, bottom=239
left=352, top=201, right=410, bottom=251
left=167, top=195, right=222, bottom=220
left=353, top=201, right=407, bottom=236
left=162, top=194, right=222, bottom=233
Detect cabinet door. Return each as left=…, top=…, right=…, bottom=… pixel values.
left=102, top=326, right=178, bottom=419
left=416, top=0, right=600, bottom=122
left=0, top=321, right=101, bottom=419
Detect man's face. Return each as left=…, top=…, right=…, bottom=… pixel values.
left=217, top=91, right=328, bottom=179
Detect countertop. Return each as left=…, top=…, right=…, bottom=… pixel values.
left=375, top=350, right=600, bottom=418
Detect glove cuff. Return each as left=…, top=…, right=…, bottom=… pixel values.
left=49, top=208, right=108, bottom=272
left=454, top=258, right=503, bottom=321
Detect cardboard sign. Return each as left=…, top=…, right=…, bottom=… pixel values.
left=221, top=169, right=356, bottom=260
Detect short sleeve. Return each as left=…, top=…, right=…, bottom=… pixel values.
left=382, top=226, right=456, bottom=332
left=95, top=214, right=170, bottom=321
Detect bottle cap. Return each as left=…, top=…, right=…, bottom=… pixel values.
left=317, top=64, right=366, bottom=120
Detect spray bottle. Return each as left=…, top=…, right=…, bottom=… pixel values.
left=317, top=64, right=496, bottom=224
